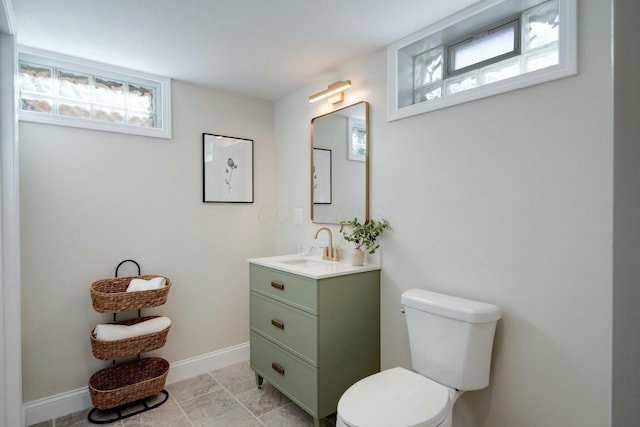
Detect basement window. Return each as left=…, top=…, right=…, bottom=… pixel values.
left=18, top=48, right=171, bottom=139
left=447, top=18, right=520, bottom=77
left=387, top=0, right=575, bottom=121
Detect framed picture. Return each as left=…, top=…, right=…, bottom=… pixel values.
left=348, top=117, right=366, bottom=162
left=313, top=148, right=331, bottom=204
left=203, top=133, right=253, bottom=203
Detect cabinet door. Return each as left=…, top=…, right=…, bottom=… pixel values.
left=250, top=293, right=318, bottom=365
left=250, top=266, right=317, bottom=313
left=250, top=332, right=318, bottom=416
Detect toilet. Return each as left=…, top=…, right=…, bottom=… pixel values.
left=336, top=289, right=501, bottom=427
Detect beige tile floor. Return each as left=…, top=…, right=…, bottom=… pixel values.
left=31, top=361, right=337, bottom=427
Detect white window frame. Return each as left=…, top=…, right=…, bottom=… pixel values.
left=386, top=0, right=576, bottom=122
left=18, top=46, right=172, bottom=139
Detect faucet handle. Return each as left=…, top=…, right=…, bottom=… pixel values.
left=332, top=248, right=341, bottom=261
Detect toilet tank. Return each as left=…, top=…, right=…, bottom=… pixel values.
left=401, top=289, right=501, bottom=391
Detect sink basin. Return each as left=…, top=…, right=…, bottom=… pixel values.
left=278, top=258, right=333, bottom=269
left=248, top=255, right=381, bottom=279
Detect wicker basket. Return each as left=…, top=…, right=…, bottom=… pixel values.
left=88, top=357, right=169, bottom=410
left=90, top=275, right=171, bottom=313
left=90, top=316, right=171, bottom=360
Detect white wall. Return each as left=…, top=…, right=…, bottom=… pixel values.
left=275, top=1, right=613, bottom=426
left=19, top=80, right=276, bottom=402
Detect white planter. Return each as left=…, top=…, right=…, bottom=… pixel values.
left=351, top=248, right=365, bottom=266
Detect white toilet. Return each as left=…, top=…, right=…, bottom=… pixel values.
left=336, top=288, right=501, bottom=427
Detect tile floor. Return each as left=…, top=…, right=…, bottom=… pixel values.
left=31, top=361, right=337, bottom=427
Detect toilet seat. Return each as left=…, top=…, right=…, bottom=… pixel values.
left=337, top=367, right=451, bottom=427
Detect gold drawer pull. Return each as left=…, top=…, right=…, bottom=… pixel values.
left=271, top=281, right=284, bottom=290
left=271, top=319, right=284, bottom=330
left=272, top=363, right=285, bottom=376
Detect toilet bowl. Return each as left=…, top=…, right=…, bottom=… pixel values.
left=335, top=289, right=501, bottom=427
left=336, top=367, right=459, bottom=427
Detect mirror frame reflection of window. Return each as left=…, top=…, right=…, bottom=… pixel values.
left=310, top=101, right=369, bottom=225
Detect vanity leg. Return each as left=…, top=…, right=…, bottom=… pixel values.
left=255, top=373, right=263, bottom=389
left=313, top=417, right=326, bottom=427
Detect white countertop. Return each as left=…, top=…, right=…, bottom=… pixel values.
left=248, top=254, right=381, bottom=279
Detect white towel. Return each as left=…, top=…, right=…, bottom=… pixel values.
left=126, top=277, right=166, bottom=292
left=93, top=316, right=171, bottom=341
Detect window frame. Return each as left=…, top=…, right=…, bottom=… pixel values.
left=445, top=16, right=521, bottom=78
left=387, top=0, right=576, bottom=122
left=18, top=46, right=172, bottom=139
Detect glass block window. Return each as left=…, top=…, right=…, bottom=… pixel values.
left=389, top=0, right=574, bottom=121
left=411, top=0, right=558, bottom=106
left=414, top=47, right=444, bottom=87
left=19, top=48, right=171, bottom=139
left=445, top=72, right=479, bottom=95
left=523, top=0, right=560, bottom=51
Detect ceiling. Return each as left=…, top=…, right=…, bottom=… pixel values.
left=12, top=0, right=480, bottom=102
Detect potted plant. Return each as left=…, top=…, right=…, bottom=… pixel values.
left=339, top=217, right=389, bottom=266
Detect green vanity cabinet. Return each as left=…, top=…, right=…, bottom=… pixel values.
left=249, top=263, right=380, bottom=427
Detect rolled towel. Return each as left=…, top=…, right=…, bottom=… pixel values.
left=126, top=277, right=166, bottom=292
left=93, top=316, right=171, bottom=341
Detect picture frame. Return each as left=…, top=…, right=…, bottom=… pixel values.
left=348, top=117, right=366, bottom=162
left=203, top=133, right=254, bottom=203
left=313, top=148, right=332, bottom=204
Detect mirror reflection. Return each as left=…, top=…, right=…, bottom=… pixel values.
left=311, top=101, right=369, bottom=224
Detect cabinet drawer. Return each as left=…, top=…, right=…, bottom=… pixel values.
left=250, top=332, right=317, bottom=415
left=250, top=265, right=317, bottom=313
left=250, top=292, right=317, bottom=365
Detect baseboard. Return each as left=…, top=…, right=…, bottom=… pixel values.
left=23, top=387, right=93, bottom=427
left=165, top=342, right=249, bottom=384
left=23, top=342, right=250, bottom=426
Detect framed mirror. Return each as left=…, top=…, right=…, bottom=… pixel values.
left=311, top=101, right=369, bottom=224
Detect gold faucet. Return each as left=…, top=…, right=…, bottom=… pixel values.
left=314, top=227, right=339, bottom=261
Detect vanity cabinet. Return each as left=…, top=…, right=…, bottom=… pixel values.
left=249, top=263, right=380, bottom=427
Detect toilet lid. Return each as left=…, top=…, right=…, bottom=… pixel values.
left=338, top=367, right=450, bottom=427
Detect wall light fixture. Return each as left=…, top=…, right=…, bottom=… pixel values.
left=309, top=80, right=352, bottom=104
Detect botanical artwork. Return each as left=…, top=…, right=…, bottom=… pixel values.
left=225, top=157, right=238, bottom=192
left=203, top=133, right=253, bottom=203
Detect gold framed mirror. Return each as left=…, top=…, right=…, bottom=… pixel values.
left=310, top=101, right=369, bottom=224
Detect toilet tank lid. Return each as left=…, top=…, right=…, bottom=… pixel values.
left=401, top=289, right=501, bottom=323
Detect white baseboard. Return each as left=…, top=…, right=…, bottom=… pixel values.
left=23, top=342, right=250, bottom=426
left=165, top=342, right=249, bottom=384
left=23, top=388, right=93, bottom=427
